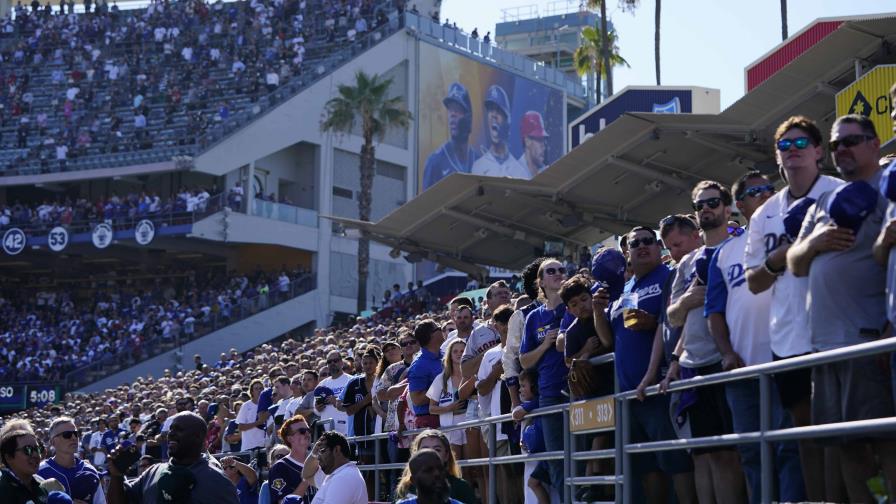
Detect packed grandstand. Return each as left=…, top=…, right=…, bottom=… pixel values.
left=0, top=1, right=896, bottom=504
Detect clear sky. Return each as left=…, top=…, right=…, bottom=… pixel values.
left=441, top=0, right=896, bottom=109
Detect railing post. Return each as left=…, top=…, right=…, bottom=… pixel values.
left=562, top=406, right=572, bottom=504
left=621, top=398, right=631, bottom=504
left=759, top=373, right=773, bottom=504
left=488, top=421, right=497, bottom=504
left=374, top=437, right=381, bottom=501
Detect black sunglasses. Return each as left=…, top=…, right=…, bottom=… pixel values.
left=16, top=445, right=43, bottom=457
left=290, top=427, right=311, bottom=436
left=776, top=136, right=812, bottom=152
left=628, top=236, right=657, bottom=249
left=829, top=134, right=875, bottom=151
left=737, top=184, right=774, bottom=201
left=326, top=358, right=341, bottom=364
left=399, top=340, right=417, bottom=348
left=692, top=197, right=723, bottom=212
left=55, top=430, right=80, bottom=440
left=543, top=267, right=566, bottom=276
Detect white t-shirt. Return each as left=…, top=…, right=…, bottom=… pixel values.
left=236, top=400, right=265, bottom=450
left=476, top=345, right=507, bottom=441
left=705, top=232, right=772, bottom=366
left=317, top=373, right=351, bottom=434
left=462, top=323, right=500, bottom=364
left=426, top=374, right=465, bottom=432
left=744, top=175, right=843, bottom=357
left=311, top=461, right=367, bottom=504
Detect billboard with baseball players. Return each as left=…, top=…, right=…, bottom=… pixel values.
left=417, top=42, right=565, bottom=192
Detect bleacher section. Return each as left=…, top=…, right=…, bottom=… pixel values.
left=0, top=0, right=400, bottom=175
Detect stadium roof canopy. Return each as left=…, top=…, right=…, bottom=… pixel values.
left=330, top=12, right=896, bottom=272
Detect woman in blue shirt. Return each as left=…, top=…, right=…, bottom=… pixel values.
left=519, top=258, right=569, bottom=497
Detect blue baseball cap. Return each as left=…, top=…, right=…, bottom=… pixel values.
left=522, top=421, right=545, bottom=454
left=590, top=247, right=626, bottom=301
left=881, top=159, right=896, bottom=202
left=71, top=470, right=100, bottom=501
left=827, top=180, right=879, bottom=233
left=313, top=386, right=335, bottom=399
left=47, top=491, right=73, bottom=504
left=783, top=197, right=817, bottom=241
left=694, top=247, right=715, bottom=285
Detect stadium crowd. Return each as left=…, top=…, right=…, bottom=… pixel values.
left=0, top=264, right=313, bottom=383
left=0, top=0, right=398, bottom=174
left=0, top=185, right=219, bottom=231
left=1, top=109, right=896, bottom=504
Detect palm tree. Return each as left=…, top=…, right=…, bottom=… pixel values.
left=586, top=0, right=640, bottom=96
left=321, top=70, right=413, bottom=313
left=573, top=25, right=629, bottom=102
left=780, top=0, right=788, bottom=40
left=655, top=0, right=661, bottom=85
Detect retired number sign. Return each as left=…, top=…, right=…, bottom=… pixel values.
left=47, top=226, right=69, bottom=252
left=2, top=228, right=26, bottom=255
left=92, top=223, right=113, bottom=249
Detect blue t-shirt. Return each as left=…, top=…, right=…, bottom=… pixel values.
left=397, top=498, right=464, bottom=504
left=225, top=420, right=241, bottom=452
left=37, top=457, right=103, bottom=502
left=101, top=428, right=118, bottom=452
left=407, top=347, right=443, bottom=415
left=520, top=303, right=569, bottom=399
left=268, top=456, right=316, bottom=504
left=607, top=264, right=672, bottom=391
left=236, top=475, right=260, bottom=504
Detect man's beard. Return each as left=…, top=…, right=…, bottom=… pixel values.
left=699, top=213, right=723, bottom=231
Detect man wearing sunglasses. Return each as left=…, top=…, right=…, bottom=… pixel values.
left=743, top=115, right=843, bottom=503
left=663, top=180, right=745, bottom=504
left=314, top=351, right=351, bottom=435
left=594, top=227, right=697, bottom=504
left=703, top=172, right=804, bottom=503
left=787, top=114, right=896, bottom=503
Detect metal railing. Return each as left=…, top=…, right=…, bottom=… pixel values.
left=340, top=339, right=896, bottom=503
left=62, top=274, right=316, bottom=390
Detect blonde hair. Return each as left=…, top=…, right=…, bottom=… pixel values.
left=395, top=429, right=461, bottom=498
left=440, top=339, right=466, bottom=394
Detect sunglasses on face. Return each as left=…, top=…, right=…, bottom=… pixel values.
left=290, top=427, right=311, bottom=436
left=737, top=184, right=774, bottom=201
left=55, top=430, right=80, bottom=440
left=399, top=340, right=417, bottom=348
left=17, top=445, right=43, bottom=457
left=543, top=267, right=566, bottom=276
left=776, top=136, right=812, bottom=151
left=692, top=197, right=723, bottom=212
left=628, top=236, right=657, bottom=249
left=727, top=226, right=745, bottom=237
left=829, top=134, right=875, bottom=151
left=326, top=358, right=341, bottom=364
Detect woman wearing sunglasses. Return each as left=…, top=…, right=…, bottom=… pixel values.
left=37, top=416, right=106, bottom=504
left=0, top=419, right=51, bottom=503
left=268, top=414, right=323, bottom=504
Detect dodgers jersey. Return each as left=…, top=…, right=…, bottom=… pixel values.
left=422, top=141, right=477, bottom=190
left=744, top=175, right=843, bottom=357
left=704, top=232, right=773, bottom=366
left=472, top=149, right=530, bottom=179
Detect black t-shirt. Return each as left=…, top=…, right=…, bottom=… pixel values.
left=342, top=375, right=374, bottom=438
left=564, top=315, right=599, bottom=359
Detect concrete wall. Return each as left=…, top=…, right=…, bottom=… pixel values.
left=79, top=289, right=319, bottom=393
left=190, top=209, right=320, bottom=251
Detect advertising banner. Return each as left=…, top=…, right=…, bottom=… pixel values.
left=417, top=42, right=565, bottom=192
left=835, top=65, right=896, bottom=146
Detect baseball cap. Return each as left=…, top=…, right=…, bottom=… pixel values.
left=880, top=159, right=896, bottom=202
left=47, top=491, right=73, bottom=504
left=522, top=421, right=545, bottom=454
left=694, top=247, right=716, bottom=285
left=520, top=111, right=549, bottom=139
left=442, top=82, right=471, bottom=112
left=70, top=470, right=100, bottom=501
left=313, top=386, right=335, bottom=399
left=827, top=180, right=879, bottom=233
left=590, top=247, right=626, bottom=301
left=783, top=197, right=817, bottom=241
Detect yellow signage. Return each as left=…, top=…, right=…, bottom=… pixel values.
left=569, top=395, right=615, bottom=433
left=835, top=65, right=896, bottom=144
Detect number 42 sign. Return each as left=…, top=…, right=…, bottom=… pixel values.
left=2, top=228, right=26, bottom=255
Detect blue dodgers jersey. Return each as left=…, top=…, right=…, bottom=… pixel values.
left=268, top=456, right=317, bottom=503
left=38, top=457, right=102, bottom=502
left=521, top=303, right=569, bottom=399
left=608, top=264, right=672, bottom=391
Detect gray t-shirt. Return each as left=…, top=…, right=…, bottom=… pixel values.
left=886, top=202, right=896, bottom=326
left=461, top=323, right=501, bottom=363
left=670, top=247, right=722, bottom=368
left=125, top=455, right=239, bottom=504
left=798, top=184, right=888, bottom=351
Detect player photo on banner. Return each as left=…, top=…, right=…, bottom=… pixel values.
left=417, top=42, right=565, bottom=193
